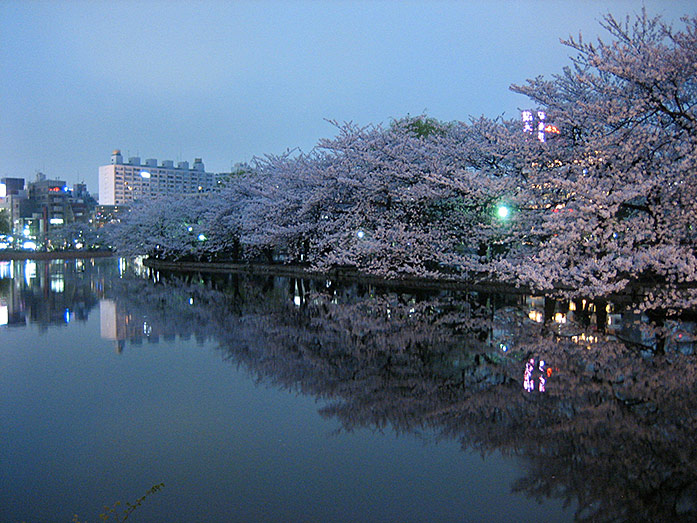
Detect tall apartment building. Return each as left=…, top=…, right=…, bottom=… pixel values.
left=99, top=150, right=217, bottom=205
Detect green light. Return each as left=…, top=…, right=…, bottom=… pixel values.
left=497, top=205, right=510, bottom=219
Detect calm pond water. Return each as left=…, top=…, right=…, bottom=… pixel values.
left=2, top=257, right=697, bottom=522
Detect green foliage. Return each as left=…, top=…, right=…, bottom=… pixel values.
left=71, top=483, right=165, bottom=523
left=394, top=115, right=448, bottom=138
left=0, top=208, right=10, bottom=235
left=215, top=162, right=255, bottom=188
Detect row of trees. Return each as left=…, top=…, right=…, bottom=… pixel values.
left=107, top=11, right=697, bottom=296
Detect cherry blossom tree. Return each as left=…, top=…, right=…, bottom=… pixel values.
left=505, top=10, right=697, bottom=294
left=105, top=194, right=219, bottom=261
left=107, top=11, right=697, bottom=297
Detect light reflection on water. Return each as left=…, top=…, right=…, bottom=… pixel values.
left=3, top=257, right=697, bottom=521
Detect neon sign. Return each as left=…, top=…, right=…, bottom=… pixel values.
left=522, top=110, right=534, bottom=133
left=537, top=111, right=546, bottom=142
left=522, top=110, right=559, bottom=142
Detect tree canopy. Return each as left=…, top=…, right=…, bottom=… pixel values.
left=107, top=11, right=697, bottom=297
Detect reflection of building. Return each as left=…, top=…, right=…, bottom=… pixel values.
left=99, top=296, right=162, bottom=353
left=0, top=258, right=101, bottom=329
left=99, top=299, right=127, bottom=353
left=0, top=260, right=27, bottom=326
left=99, top=150, right=218, bottom=205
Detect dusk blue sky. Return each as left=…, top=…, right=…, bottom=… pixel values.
left=1, top=1, right=695, bottom=194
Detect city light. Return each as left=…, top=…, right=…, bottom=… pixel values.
left=0, top=261, right=10, bottom=279
left=356, top=230, right=365, bottom=239
left=24, top=261, right=36, bottom=286
left=198, top=234, right=206, bottom=241
left=51, top=274, right=64, bottom=293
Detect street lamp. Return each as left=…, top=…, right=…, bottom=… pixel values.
left=496, top=204, right=511, bottom=220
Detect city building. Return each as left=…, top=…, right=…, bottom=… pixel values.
left=98, top=150, right=218, bottom=205
left=0, top=177, right=25, bottom=197
left=28, top=173, right=73, bottom=227
left=69, top=183, right=97, bottom=223
left=0, top=177, right=29, bottom=235
left=0, top=173, right=97, bottom=246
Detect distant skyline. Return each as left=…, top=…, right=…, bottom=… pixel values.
left=1, top=0, right=695, bottom=192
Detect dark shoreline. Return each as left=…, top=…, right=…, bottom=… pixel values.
left=142, top=257, right=697, bottom=300
left=142, top=257, right=534, bottom=293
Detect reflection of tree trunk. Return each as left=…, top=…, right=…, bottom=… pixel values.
left=544, top=297, right=556, bottom=323
left=647, top=310, right=666, bottom=354
left=573, top=299, right=589, bottom=327
left=229, top=273, right=241, bottom=297
left=263, top=275, right=274, bottom=294
left=262, top=246, right=273, bottom=264
left=232, top=238, right=241, bottom=262
left=596, top=299, right=607, bottom=333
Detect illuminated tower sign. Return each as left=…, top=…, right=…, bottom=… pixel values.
left=522, top=110, right=534, bottom=134
left=537, top=111, right=546, bottom=142
left=522, top=110, right=560, bottom=142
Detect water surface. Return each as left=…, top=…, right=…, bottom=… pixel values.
left=2, top=257, right=697, bottom=521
